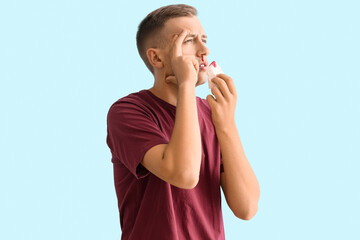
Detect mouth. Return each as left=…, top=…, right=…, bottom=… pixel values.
left=199, top=61, right=208, bottom=71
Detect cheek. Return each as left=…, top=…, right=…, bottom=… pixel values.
left=182, top=45, right=196, bottom=55
left=162, top=56, right=173, bottom=71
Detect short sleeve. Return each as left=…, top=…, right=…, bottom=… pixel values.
left=107, top=101, right=169, bottom=179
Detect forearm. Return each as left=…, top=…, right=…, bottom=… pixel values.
left=217, top=123, right=260, bottom=218
left=164, top=83, right=202, bottom=183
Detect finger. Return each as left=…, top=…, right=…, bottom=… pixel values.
left=211, top=85, right=224, bottom=103
left=206, top=94, right=216, bottom=109
left=211, top=77, right=231, bottom=99
left=168, top=34, right=178, bottom=59
left=173, top=30, right=188, bottom=57
left=217, top=74, right=237, bottom=96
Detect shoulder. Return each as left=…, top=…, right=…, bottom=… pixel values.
left=107, top=90, right=153, bottom=122
left=111, top=90, right=150, bottom=108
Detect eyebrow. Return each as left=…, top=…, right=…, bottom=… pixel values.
left=186, top=34, right=207, bottom=39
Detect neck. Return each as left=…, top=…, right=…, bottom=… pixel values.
left=149, top=71, right=179, bottom=106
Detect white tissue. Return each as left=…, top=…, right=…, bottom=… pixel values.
left=207, top=61, right=223, bottom=89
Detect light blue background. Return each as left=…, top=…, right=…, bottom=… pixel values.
left=1, top=0, right=359, bottom=239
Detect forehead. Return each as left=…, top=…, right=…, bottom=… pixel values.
left=162, top=16, right=206, bottom=38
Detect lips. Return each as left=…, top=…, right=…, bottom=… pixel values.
left=199, top=61, right=208, bottom=71
left=200, top=62, right=207, bottom=68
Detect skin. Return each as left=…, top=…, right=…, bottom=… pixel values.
left=141, top=16, right=260, bottom=220
left=147, top=16, right=209, bottom=106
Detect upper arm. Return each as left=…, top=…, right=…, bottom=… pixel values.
left=142, top=144, right=198, bottom=189
left=107, top=99, right=198, bottom=189
left=107, top=102, right=169, bottom=179
left=141, top=144, right=170, bottom=183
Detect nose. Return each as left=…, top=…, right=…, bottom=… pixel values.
left=197, top=41, right=209, bottom=60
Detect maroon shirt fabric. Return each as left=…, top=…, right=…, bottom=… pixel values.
left=106, top=90, right=225, bottom=240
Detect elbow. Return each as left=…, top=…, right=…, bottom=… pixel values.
left=234, top=202, right=259, bottom=221
left=235, top=186, right=260, bottom=220
left=179, top=180, right=199, bottom=189
left=175, top=171, right=199, bottom=189
left=170, top=165, right=200, bottom=189
left=169, top=153, right=201, bottom=189
left=162, top=152, right=201, bottom=189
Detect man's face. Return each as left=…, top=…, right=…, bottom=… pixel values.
left=160, top=16, right=210, bottom=86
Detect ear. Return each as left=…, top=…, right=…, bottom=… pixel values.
left=146, top=48, right=164, bottom=70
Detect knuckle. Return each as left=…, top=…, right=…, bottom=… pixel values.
left=213, top=76, right=221, bottom=84
left=219, top=79, right=227, bottom=87
left=211, top=87, right=216, bottom=95
left=225, top=76, right=232, bottom=84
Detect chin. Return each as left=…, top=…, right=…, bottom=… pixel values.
left=195, top=74, right=207, bottom=87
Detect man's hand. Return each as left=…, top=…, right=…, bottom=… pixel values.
left=165, top=30, right=199, bottom=86
left=206, top=74, right=237, bottom=129
left=206, top=74, right=260, bottom=220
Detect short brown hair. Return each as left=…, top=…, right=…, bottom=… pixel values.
left=136, top=4, right=197, bottom=73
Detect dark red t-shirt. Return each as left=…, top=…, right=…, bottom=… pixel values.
left=106, top=90, right=225, bottom=240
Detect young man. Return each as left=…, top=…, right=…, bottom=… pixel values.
left=106, top=4, right=260, bottom=240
